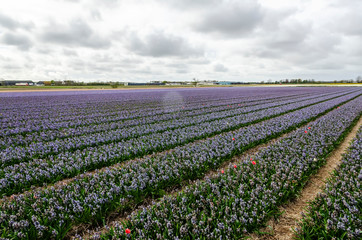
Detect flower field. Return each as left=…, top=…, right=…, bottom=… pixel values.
left=296, top=126, right=362, bottom=239
left=0, top=87, right=361, bottom=239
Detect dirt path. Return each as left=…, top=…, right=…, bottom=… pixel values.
left=249, top=116, right=362, bottom=240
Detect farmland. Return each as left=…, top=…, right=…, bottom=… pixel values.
left=0, top=87, right=361, bottom=239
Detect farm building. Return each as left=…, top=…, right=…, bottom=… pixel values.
left=216, top=81, right=232, bottom=85
left=0, top=80, right=34, bottom=86
left=198, top=81, right=216, bottom=85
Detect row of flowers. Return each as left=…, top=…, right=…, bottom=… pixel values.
left=0, top=92, right=358, bottom=197
left=0, top=95, right=360, bottom=239
left=1, top=87, right=330, bottom=123
left=0, top=91, right=319, bottom=149
left=0, top=88, right=298, bottom=134
left=296, top=127, right=361, bottom=239
left=92, top=97, right=362, bottom=240
left=0, top=88, right=348, bottom=136
left=1, top=90, right=358, bottom=169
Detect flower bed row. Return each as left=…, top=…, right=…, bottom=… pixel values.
left=295, top=127, right=362, bottom=239
left=1, top=88, right=288, bottom=132
left=0, top=95, right=360, bottom=239
left=95, top=97, right=362, bottom=240
left=0, top=93, right=358, bottom=197
left=0, top=88, right=321, bottom=142
left=0, top=87, right=324, bottom=122
left=0, top=88, right=346, bottom=136
left=0, top=90, right=319, bottom=149
left=1, top=90, right=358, bottom=168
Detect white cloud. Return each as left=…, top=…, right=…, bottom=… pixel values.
left=123, top=30, right=204, bottom=58
left=1, top=32, right=33, bottom=50
left=40, top=19, right=111, bottom=49
left=0, top=0, right=361, bottom=81
left=194, top=0, right=264, bottom=37
left=214, top=63, right=228, bottom=72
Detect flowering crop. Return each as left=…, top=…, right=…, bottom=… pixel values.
left=0, top=88, right=352, bottom=149
left=0, top=91, right=359, bottom=196
left=1, top=95, right=323, bottom=166
left=1, top=88, right=320, bottom=136
left=0, top=91, right=359, bottom=239
left=96, top=96, right=361, bottom=240
left=1, top=89, right=349, bottom=164
left=296, top=127, right=362, bottom=239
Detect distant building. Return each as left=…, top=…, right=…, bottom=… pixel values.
left=165, top=82, right=184, bottom=86
left=0, top=80, right=34, bottom=86
left=217, top=81, right=232, bottom=85
left=128, top=82, right=147, bottom=86
left=198, top=81, right=216, bottom=85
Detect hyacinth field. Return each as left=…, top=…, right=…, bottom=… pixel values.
left=0, top=87, right=361, bottom=240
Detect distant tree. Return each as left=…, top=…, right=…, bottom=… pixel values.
left=192, top=78, right=198, bottom=87
left=356, top=76, right=362, bottom=83
left=110, top=82, right=119, bottom=88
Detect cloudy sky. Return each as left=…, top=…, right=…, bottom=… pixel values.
left=0, top=0, right=361, bottom=82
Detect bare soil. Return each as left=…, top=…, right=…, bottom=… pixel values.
left=248, top=116, right=362, bottom=240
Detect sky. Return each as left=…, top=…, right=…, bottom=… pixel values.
left=0, top=0, right=361, bottom=82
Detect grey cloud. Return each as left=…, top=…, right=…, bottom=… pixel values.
left=166, top=63, right=189, bottom=74
left=335, top=11, right=362, bottom=36
left=69, top=59, right=86, bottom=71
left=260, top=7, right=298, bottom=31
left=1, top=32, right=32, bottom=50
left=55, top=0, right=81, bottom=2
left=194, top=0, right=263, bottom=37
left=93, top=54, right=114, bottom=63
left=68, top=56, right=126, bottom=73
left=247, top=18, right=316, bottom=62
left=63, top=48, right=78, bottom=56
left=167, top=63, right=188, bottom=69
left=0, top=12, right=34, bottom=30
left=307, top=60, right=345, bottom=70
left=41, top=19, right=111, bottom=48
left=160, top=0, right=219, bottom=9
left=2, top=63, right=22, bottom=70
left=176, top=69, right=188, bottom=74
left=90, top=10, right=102, bottom=21
left=214, top=63, right=228, bottom=72
left=90, top=0, right=121, bottom=8
left=121, top=58, right=143, bottom=65
left=264, top=27, right=340, bottom=66
left=266, top=20, right=311, bottom=50
left=37, top=48, right=54, bottom=54
left=130, top=66, right=162, bottom=75
left=125, top=30, right=203, bottom=58
left=188, top=58, right=210, bottom=65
